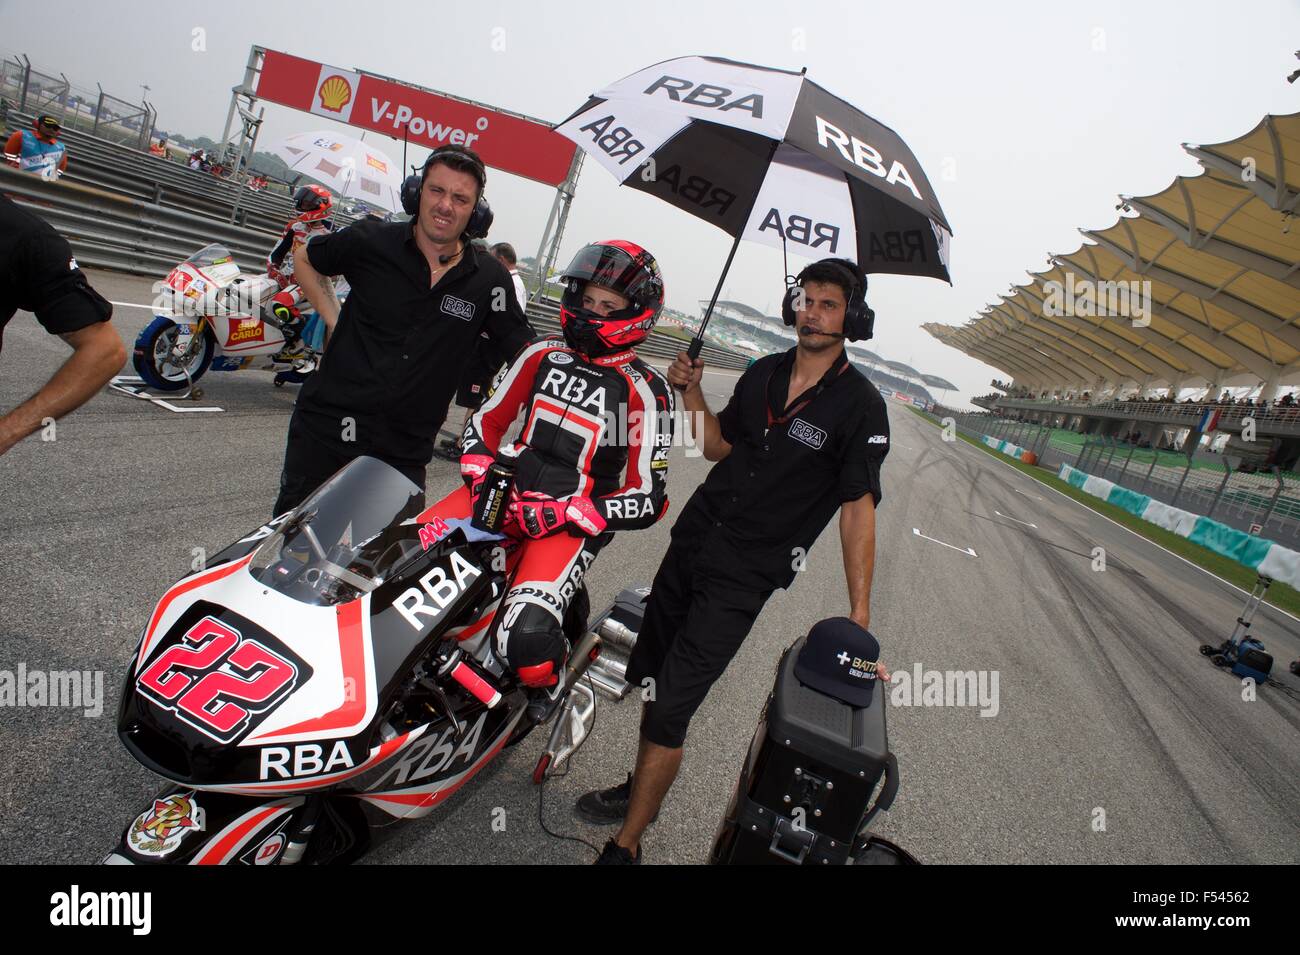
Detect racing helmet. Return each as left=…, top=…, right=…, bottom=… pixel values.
left=33, top=114, right=61, bottom=138
left=293, top=184, right=334, bottom=222
left=559, top=240, right=664, bottom=356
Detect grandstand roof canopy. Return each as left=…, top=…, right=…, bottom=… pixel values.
left=707, top=299, right=767, bottom=319
left=921, top=374, right=959, bottom=390
left=925, top=111, right=1300, bottom=398
left=882, top=359, right=922, bottom=377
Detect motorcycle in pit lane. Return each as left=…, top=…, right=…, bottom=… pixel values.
left=131, top=242, right=344, bottom=394
left=105, top=456, right=606, bottom=865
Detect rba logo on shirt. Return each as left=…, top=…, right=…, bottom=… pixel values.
left=789, top=418, right=827, bottom=450
left=441, top=295, right=476, bottom=321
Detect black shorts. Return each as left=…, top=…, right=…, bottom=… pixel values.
left=626, top=539, right=773, bottom=748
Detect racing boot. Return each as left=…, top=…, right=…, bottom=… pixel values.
left=520, top=641, right=571, bottom=726
left=266, top=292, right=307, bottom=360
left=524, top=678, right=568, bottom=726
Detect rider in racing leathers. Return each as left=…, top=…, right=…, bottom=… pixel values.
left=264, top=184, right=334, bottom=350
left=419, top=240, right=675, bottom=719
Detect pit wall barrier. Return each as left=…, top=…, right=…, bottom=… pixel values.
left=1057, top=463, right=1300, bottom=588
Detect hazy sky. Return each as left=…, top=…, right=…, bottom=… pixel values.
left=3, top=0, right=1297, bottom=406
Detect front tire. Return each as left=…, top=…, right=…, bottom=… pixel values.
left=132, top=316, right=215, bottom=392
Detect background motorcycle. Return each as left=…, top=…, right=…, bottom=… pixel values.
left=106, top=456, right=602, bottom=865
left=132, top=242, right=340, bottom=393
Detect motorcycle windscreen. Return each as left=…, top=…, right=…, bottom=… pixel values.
left=249, top=456, right=427, bottom=607
left=185, top=243, right=240, bottom=285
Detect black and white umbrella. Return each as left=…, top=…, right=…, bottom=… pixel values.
left=556, top=55, right=953, bottom=354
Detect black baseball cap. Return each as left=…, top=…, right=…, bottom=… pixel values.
left=793, top=617, right=882, bottom=707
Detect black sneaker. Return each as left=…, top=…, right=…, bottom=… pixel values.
left=594, top=837, right=641, bottom=865
left=575, top=774, right=658, bottom=825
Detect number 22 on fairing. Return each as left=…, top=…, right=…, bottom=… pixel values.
left=136, top=616, right=299, bottom=743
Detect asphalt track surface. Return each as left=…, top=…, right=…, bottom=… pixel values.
left=2, top=270, right=1298, bottom=865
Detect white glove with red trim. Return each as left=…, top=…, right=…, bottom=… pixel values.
left=460, top=454, right=494, bottom=499
left=511, top=492, right=607, bottom=540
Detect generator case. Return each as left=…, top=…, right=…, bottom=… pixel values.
left=709, top=636, right=913, bottom=865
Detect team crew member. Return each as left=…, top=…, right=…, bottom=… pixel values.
left=4, top=114, right=69, bottom=177
left=579, top=258, right=892, bottom=864
left=0, top=195, right=124, bottom=455
left=263, top=185, right=335, bottom=349
left=492, top=242, right=528, bottom=306
left=418, top=240, right=673, bottom=714
left=435, top=241, right=528, bottom=461
left=274, top=145, right=534, bottom=515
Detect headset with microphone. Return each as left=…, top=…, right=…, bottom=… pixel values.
left=400, top=145, right=494, bottom=242
left=781, top=258, right=875, bottom=341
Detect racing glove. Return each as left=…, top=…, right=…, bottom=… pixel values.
left=460, top=454, right=495, bottom=498
left=511, top=492, right=607, bottom=540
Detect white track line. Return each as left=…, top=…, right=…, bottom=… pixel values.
left=913, top=527, right=977, bottom=557
left=994, top=510, right=1038, bottom=528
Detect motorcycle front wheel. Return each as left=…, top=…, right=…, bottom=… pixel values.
left=132, top=316, right=215, bottom=392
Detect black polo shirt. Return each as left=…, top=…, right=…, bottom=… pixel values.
left=297, top=219, right=534, bottom=465
left=0, top=195, right=112, bottom=356
left=672, top=347, right=890, bottom=591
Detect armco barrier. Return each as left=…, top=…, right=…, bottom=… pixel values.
left=2, top=164, right=273, bottom=274
left=7, top=110, right=299, bottom=233
left=1058, top=463, right=1300, bottom=588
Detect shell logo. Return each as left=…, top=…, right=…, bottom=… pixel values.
left=365, top=154, right=388, bottom=174
left=317, top=74, right=353, bottom=113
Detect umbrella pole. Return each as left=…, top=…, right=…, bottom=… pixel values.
left=687, top=136, right=782, bottom=361
left=688, top=230, right=743, bottom=361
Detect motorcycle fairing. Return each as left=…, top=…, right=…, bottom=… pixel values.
left=353, top=697, right=526, bottom=823
left=107, top=787, right=304, bottom=865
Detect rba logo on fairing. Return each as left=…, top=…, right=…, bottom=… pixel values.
left=370, top=711, right=489, bottom=788
left=393, top=551, right=483, bottom=632
left=1043, top=272, right=1152, bottom=327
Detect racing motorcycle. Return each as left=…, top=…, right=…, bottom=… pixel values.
left=131, top=243, right=342, bottom=394
left=106, top=456, right=608, bottom=865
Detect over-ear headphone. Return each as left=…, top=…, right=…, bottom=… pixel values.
left=781, top=258, right=875, bottom=341
left=400, top=146, right=493, bottom=239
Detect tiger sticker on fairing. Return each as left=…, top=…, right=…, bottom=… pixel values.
left=127, top=792, right=206, bottom=857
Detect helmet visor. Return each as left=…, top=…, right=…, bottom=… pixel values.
left=561, top=245, right=655, bottom=305
left=294, top=187, right=326, bottom=212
